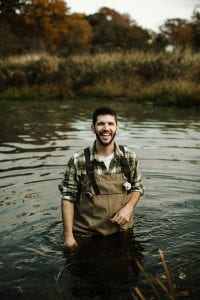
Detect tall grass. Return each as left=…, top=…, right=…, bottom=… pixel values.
left=0, top=49, right=199, bottom=106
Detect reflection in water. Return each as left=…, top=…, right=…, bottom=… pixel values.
left=0, top=99, right=200, bottom=299
left=61, top=231, right=143, bottom=300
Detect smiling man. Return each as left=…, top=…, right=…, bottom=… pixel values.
left=59, top=107, right=144, bottom=250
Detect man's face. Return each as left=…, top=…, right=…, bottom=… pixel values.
left=92, top=114, right=118, bottom=146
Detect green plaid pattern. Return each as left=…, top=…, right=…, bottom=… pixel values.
left=59, top=142, right=144, bottom=202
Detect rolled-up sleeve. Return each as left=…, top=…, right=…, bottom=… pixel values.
left=58, top=156, right=79, bottom=202
left=129, top=153, right=144, bottom=196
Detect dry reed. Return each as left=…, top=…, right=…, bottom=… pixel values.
left=132, top=249, right=198, bottom=300
left=0, top=49, right=199, bottom=106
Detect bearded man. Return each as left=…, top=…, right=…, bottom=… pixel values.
left=59, top=107, right=144, bottom=251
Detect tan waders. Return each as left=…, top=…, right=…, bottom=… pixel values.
left=73, top=172, right=133, bottom=236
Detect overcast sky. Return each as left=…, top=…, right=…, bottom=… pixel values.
left=66, top=0, right=199, bottom=31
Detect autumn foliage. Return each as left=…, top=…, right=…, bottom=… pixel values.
left=0, top=0, right=93, bottom=55
left=0, top=0, right=199, bottom=56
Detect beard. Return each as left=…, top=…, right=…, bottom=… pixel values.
left=95, top=130, right=116, bottom=146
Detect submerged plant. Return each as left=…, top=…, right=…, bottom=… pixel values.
left=132, top=249, right=199, bottom=300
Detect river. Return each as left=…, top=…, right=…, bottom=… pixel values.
left=0, top=99, right=199, bottom=299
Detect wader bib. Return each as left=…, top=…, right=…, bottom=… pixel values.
left=73, top=147, right=133, bottom=236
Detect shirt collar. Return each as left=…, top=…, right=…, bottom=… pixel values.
left=90, top=141, right=123, bottom=161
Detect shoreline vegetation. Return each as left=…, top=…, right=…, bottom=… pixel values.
left=0, top=49, right=200, bottom=107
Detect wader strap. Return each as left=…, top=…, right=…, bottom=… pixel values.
left=84, top=147, right=100, bottom=195
left=119, top=145, right=132, bottom=183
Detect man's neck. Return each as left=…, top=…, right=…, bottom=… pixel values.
left=95, top=141, right=115, bottom=156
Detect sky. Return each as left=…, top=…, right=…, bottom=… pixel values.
left=66, top=0, right=199, bottom=31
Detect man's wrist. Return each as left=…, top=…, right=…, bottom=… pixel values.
left=64, top=231, right=74, bottom=237
left=127, top=192, right=141, bottom=207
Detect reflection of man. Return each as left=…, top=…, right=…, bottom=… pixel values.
left=64, top=232, right=143, bottom=299
left=59, top=107, right=144, bottom=250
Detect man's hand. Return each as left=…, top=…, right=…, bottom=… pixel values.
left=110, top=204, right=133, bottom=226
left=111, top=191, right=141, bottom=225
left=64, top=235, right=78, bottom=252
left=62, top=200, right=78, bottom=251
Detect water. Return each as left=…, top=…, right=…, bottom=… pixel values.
left=0, top=99, right=199, bottom=299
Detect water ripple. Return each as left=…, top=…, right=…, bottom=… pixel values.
left=0, top=103, right=200, bottom=298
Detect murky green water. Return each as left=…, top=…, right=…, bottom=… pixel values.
left=0, top=99, right=199, bottom=299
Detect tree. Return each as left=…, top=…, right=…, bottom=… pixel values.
left=23, top=1, right=92, bottom=53
left=23, top=0, right=69, bottom=52
left=190, top=7, right=200, bottom=50
left=61, top=13, right=93, bottom=53
left=0, top=0, right=93, bottom=55
left=160, top=18, right=193, bottom=49
left=151, top=32, right=168, bottom=52
left=0, top=0, right=28, bottom=15
left=87, top=7, right=150, bottom=51
left=0, top=0, right=30, bottom=55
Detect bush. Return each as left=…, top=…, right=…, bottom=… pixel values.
left=0, top=49, right=200, bottom=106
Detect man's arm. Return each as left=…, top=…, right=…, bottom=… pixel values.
left=111, top=151, right=143, bottom=226
left=61, top=200, right=78, bottom=250
left=59, top=155, right=80, bottom=250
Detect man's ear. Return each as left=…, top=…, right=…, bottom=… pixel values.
left=91, top=124, right=95, bottom=134
left=116, top=124, right=119, bottom=135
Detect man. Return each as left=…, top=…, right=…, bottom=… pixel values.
left=59, top=107, right=144, bottom=251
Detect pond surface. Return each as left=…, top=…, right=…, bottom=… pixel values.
left=0, top=99, right=199, bottom=299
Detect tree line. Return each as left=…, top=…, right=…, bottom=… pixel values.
left=0, top=0, right=199, bottom=56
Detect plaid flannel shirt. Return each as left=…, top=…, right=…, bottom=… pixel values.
left=59, top=142, right=144, bottom=202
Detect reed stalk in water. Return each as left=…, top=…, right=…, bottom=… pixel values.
left=132, top=249, right=197, bottom=300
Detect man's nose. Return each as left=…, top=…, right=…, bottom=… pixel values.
left=103, top=123, right=109, bottom=130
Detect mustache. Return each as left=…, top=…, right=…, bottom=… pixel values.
left=100, top=130, right=110, bottom=134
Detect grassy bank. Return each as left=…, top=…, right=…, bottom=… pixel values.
left=0, top=50, right=200, bottom=106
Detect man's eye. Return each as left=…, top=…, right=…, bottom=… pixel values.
left=96, top=122, right=114, bottom=126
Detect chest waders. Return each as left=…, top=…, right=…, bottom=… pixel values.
left=73, top=146, right=133, bottom=236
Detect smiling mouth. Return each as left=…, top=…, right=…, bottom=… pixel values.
left=96, top=130, right=116, bottom=146
left=100, top=130, right=110, bottom=135
left=100, top=133, right=111, bottom=137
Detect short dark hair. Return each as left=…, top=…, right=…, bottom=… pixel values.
left=92, top=107, right=117, bottom=125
